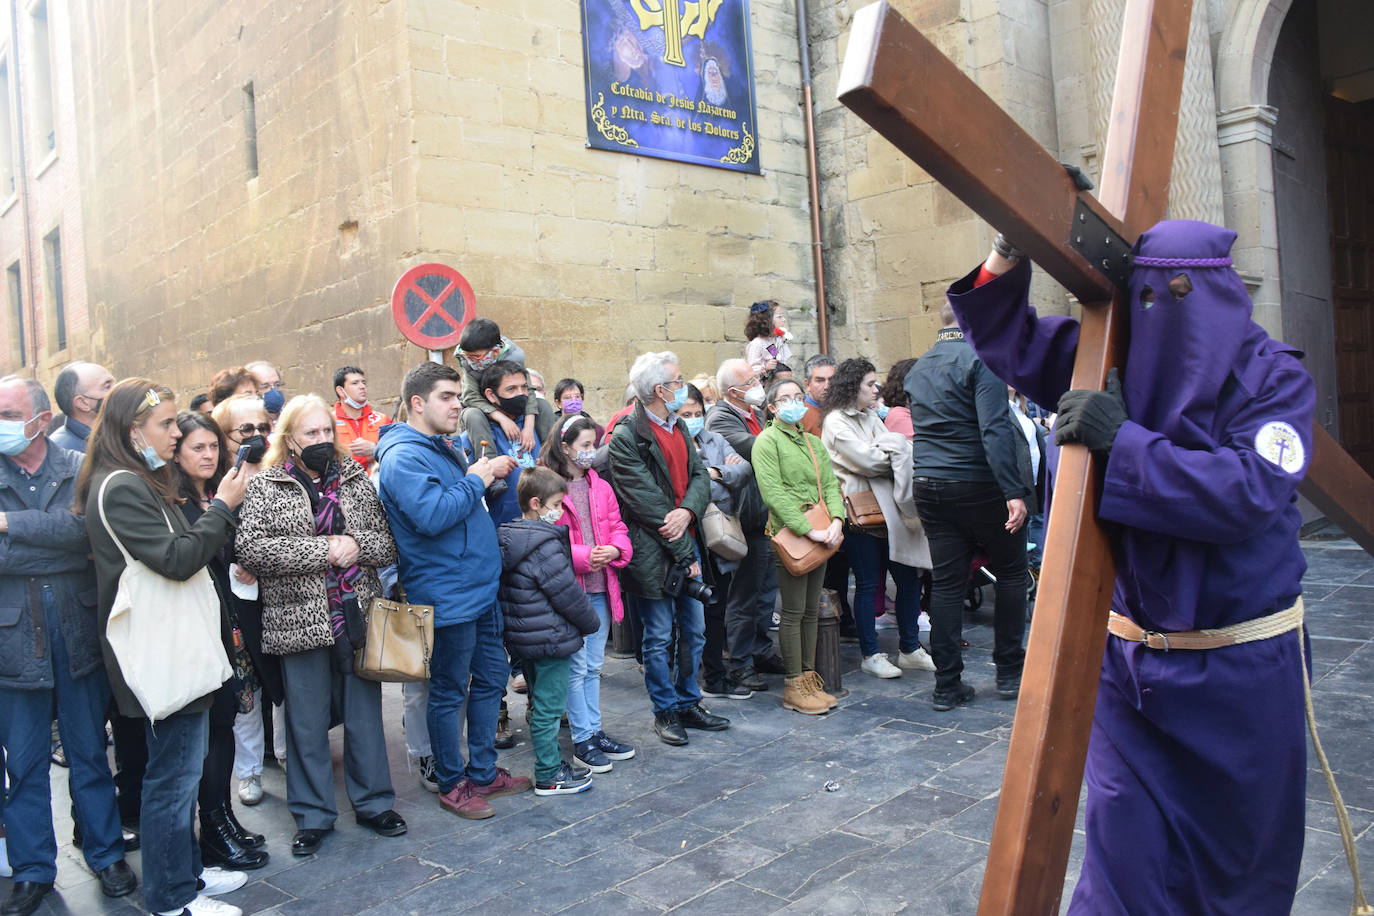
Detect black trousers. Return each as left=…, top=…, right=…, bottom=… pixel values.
left=912, top=478, right=1028, bottom=692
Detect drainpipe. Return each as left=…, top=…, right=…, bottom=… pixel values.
left=9, top=0, right=37, bottom=373
left=795, top=0, right=830, bottom=354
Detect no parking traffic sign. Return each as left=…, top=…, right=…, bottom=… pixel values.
left=390, top=263, right=476, bottom=351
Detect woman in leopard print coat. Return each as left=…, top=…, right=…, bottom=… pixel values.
left=235, top=395, right=405, bottom=854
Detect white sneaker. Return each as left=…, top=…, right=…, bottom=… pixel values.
left=198, top=866, right=247, bottom=896
left=874, top=612, right=898, bottom=630
left=896, top=647, right=937, bottom=671
left=173, top=895, right=244, bottom=916
left=237, top=775, right=263, bottom=806
left=861, top=653, right=902, bottom=678
left=0, top=836, right=11, bottom=877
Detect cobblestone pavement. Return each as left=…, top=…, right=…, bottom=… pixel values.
left=8, top=537, right=1371, bottom=914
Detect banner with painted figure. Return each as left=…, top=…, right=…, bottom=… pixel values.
left=580, top=0, right=761, bottom=174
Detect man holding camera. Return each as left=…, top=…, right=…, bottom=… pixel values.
left=609, top=352, right=730, bottom=746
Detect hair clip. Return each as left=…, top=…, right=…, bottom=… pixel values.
left=143, top=389, right=162, bottom=410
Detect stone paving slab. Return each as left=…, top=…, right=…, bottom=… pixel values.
left=5, top=539, right=1370, bottom=914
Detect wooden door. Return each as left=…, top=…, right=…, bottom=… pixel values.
left=1328, top=96, right=1374, bottom=476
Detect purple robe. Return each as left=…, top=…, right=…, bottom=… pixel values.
left=948, top=220, right=1313, bottom=915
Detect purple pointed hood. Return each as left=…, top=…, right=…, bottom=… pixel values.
left=1122, top=220, right=1268, bottom=447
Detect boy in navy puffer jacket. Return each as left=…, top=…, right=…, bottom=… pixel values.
left=498, top=468, right=601, bottom=795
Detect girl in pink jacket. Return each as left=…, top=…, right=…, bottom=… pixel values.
left=543, top=416, right=636, bottom=774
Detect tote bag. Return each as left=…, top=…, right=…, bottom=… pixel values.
left=98, top=472, right=231, bottom=721
left=702, top=502, right=749, bottom=562
left=355, top=592, right=434, bottom=683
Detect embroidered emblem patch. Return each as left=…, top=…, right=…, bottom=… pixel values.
left=1255, top=421, right=1305, bottom=474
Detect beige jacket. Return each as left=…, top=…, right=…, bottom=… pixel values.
left=821, top=406, right=931, bottom=569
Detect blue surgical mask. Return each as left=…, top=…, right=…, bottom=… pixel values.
left=662, top=384, right=687, bottom=413
left=343, top=395, right=366, bottom=410
left=876, top=403, right=891, bottom=419
left=683, top=416, right=705, bottom=438
left=262, top=387, right=285, bottom=415
left=0, top=418, right=37, bottom=456
left=135, top=430, right=166, bottom=470
left=776, top=401, right=808, bottom=425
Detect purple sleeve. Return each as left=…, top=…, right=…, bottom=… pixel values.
left=1098, top=364, right=1315, bottom=544
left=947, top=258, right=1080, bottom=412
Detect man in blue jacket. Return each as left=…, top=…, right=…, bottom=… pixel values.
left=375, top=362, right=523, bottom=821
left=0, top=376, right=135, bottom=916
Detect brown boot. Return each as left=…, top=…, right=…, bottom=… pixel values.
left=806, top=671, right=838, bottom=709
left=495, top=707, right=515, bottom=749
left=782, top=676, right=829, bottom=715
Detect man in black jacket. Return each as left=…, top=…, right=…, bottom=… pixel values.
left=904, top=305, right=1032, bottom=711
left=0, top=377, right=136, bottom=915
left=705, top=359, right=785, bottom=688
left=609, top=352, right=729, bottom=746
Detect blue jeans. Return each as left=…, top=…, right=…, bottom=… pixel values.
left=566, top=593, right=610, bottom=743
left=842, top=527, right=923, bottom=656
left=427, top=604, right=507, bottom=793
left=638, top=587, right=705, bottom=716
left=0, top=589, right=123, bottom=883
left=141, top=709, right=209, bottom=914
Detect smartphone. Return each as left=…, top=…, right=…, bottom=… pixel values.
left=233, top=444, right=251, bottom=470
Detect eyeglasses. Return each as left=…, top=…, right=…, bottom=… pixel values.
left=660, top=377, right=686, bottom=390
left=231, top=423, right=273, bottom=438
left=775, top=396, right=806, bottom=407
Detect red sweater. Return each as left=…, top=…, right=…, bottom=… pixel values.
left=649, top=420, right=689, bottom=505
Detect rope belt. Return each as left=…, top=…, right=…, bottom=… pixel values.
left=1106, top=603, right=1302, bottom=650
left=1107, top=598, right=1371, bottom=916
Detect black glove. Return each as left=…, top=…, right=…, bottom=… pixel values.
left=1055, top=367, right=1127, bottom=454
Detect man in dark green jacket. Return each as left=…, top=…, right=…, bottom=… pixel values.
left=608, top=352, right=729, bottom=746
left=0, top=376, right=136, bottom=915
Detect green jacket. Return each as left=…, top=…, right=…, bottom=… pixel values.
left=752, top=419, right=845, bottom=537
left=607, top=403, right=712, bottom=598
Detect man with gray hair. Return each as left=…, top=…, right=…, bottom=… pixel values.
left=608, top=352, right=730, bottom=745
left=800, top=353, right=836, bottom=437
left=0, top=376, right=136, bottom=914
left=244, top=360, right=285, bottom=417
left=50, top=361, right=115, bottom=453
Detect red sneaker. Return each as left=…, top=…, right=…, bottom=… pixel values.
left=470, top=767, right=532, bottom=799
left=438, top=781, right=494, bottom=819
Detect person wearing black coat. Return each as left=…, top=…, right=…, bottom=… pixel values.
left=497, top=469, right=599, bottom=795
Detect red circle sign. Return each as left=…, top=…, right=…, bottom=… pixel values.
left=390, top=263, right=476, bottom=350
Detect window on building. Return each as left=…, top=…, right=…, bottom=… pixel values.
left=7, top=261, right=23, bottom=368
left=29, top=1, right=55, bottom=155
left=0, top=61, right=14, bottom=196
left=43, top=227, right=63, bottom=351
left=243, top=81, right=258, bottom=178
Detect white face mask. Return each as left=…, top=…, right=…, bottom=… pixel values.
left=343, top=395, right=367, bottom=410
left=737, top=384, right=766, bottom=407
left=538, top=505, right=562, bottom=524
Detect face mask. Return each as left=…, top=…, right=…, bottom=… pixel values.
left=876, top=404, right=891, bottom=420
left=497, top=394, right=527, bottom=419
left=738, top=384, right=765, bottom=407
left=538, top=505, right=562, bottom=524
left=572, top=449, right=597, bottom=469
left=262, top=387, right=285, bottom=415
left=84, top=396, right=104, bottom=416
left=0, top=417, right=37, bottom=456
left=776, top=401, right=808, bottom=425
left=683, top=416, right=705, bottom=438
left=662, top=385, right=687, bottom=413
left=561, top=397, right=583, bottom=415
left=299, top=442, right=335, bottom=474
left=238, top=435, right=268, bottom=464
left=343, top=395, right=366, bottom=410
left=134, top=430, right=166, bottom=470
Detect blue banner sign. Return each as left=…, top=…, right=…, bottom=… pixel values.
left=580, top=0, right=761, bottom=174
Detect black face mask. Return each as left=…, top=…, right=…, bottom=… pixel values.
left=496, top=394, right=528, bottom=419
left=299, top=442, right=335, bottom=474
left=239, top=435, right=268, bottom=465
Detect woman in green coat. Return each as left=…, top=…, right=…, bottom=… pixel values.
left=751, top=379, right=844, bottom=715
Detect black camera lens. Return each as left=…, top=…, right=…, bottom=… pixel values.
left=684, top=579, right=714, bottom=605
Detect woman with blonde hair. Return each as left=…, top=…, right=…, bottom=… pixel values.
left=235, top=395, right=404, bottom=858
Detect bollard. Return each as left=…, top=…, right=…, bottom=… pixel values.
left=816, top=587, right=848, bottom=698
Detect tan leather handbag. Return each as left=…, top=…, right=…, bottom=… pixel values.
left=702, top=502, right=749, bottom=562
left=355, top=592, right=434, bottom=683
left=770, top=437, right=843, bottom=576
left=843, top=490, right=886, bottom=531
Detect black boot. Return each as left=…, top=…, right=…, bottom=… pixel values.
left=223, top=802, right=266, bottom=849
left=199, top=806, right=269, bottom=869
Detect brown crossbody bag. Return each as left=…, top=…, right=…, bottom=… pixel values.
left=770, top=435, right=843, bottom=576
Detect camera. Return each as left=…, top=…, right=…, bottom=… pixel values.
left=663, top=560, right=714, bottom=605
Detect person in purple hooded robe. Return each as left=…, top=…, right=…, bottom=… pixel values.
left=947, top=220, right=1315, bottom=915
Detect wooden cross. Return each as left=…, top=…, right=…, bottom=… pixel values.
left=837, top=2, right=1374, bottom=914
